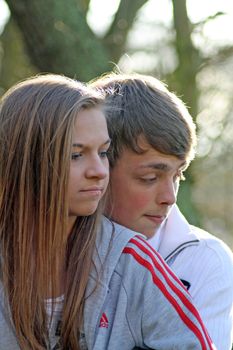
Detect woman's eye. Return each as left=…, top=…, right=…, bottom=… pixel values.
left=99, top=151, right=109, bottom=158
left=71, top=153, right=82, bottom=160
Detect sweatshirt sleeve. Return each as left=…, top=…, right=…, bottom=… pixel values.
left=121, top=236, right=216, bottom=350
left=174, top=240, right=233, bottom=350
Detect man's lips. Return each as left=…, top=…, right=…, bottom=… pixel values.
left=144, top=214, right=166, bottom=224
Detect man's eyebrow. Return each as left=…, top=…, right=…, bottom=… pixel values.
left=72, top=138, right=111, bottom=148
left=140, top=163, right=170, bottom=171
left=139, top=161, right=187, bottom=171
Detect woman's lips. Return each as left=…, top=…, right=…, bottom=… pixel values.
left=79, top=187, right=104, bottom=197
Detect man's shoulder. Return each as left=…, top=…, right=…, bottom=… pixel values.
left=190, top=224, right=231, bottom=250
left=190, top=225, right=233, bottom=265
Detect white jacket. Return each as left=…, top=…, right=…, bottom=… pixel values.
left=149, top=205, right=233, bottom=350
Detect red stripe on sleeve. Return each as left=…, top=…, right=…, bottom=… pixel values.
left=130, top=237, right=213, bottom=347
left=123, top=243, right=214, bottom=349
left=137, top=235, right=187, bottom=290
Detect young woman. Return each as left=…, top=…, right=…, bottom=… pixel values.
left=0, top=74, right=215, bottom=350
left=0, top=74, right=110, bottom=349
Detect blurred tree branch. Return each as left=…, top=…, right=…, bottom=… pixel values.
left=169, top=0, right=201, bottom=117
left=79, top=0, right=92, bottom=15
left=168, top=0, right=201, bottom=223
left=103, top=0, right=149, bottom=62
left=201, top=46, right=233, bottom=68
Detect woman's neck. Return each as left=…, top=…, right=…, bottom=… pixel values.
left=67, top=216, right=78, bottom=236
left=45, top=217, right=78, bottom=299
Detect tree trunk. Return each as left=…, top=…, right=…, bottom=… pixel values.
left=5, top=0, right=149, bottom=81
left=170, top=0, right=202, bottom=224
left=103, top=0, right=149, bottom=62
left=6, top=0, right=110, bottom=81
left=171, top=0, right=200, bottom=117
left=0, top=17, right=36, bottom=92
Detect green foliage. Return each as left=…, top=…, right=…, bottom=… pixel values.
left=0, top=18, right=36, bottom=93
left=177, top=180, right=202, bottom=226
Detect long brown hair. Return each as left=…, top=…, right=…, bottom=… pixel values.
left=0, top=74, right=105, bottom=349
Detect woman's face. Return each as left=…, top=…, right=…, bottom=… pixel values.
left=68, top=107, right=110, bottom=224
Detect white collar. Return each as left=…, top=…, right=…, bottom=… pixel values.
left=148, top=205, right=199, bottom=259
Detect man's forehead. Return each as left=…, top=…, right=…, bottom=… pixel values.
left=137, top=160, right=188, bottom=171
left=117, top=143, right=188, bottom=170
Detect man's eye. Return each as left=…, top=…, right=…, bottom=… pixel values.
left=140, top=176, right=157, bottom=183
left=71, top=153, right=82, bottom=160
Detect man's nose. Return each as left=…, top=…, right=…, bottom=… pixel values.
left=157, top=180, right=177, bottom=206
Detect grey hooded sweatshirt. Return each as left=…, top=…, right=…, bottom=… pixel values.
left=0, top=217, right=216, bottom=349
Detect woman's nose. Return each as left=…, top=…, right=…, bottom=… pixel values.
left=86, top=156, right=109, bottom=179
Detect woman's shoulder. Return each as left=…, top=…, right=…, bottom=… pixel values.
left=97, top=216, right=144, bottom=256
left=92, top=217, right=145, bottom=280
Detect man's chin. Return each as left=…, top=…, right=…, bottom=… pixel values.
left=138, top=223, right=161, bottom=239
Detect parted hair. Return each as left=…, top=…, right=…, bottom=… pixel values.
left=0, top=74, right=105, bottom=349
left=91, top=73, right=197, bottom=167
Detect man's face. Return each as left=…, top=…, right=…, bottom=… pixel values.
left=106, top=137, right=187, bottom=238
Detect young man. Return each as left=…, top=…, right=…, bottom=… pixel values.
left=91, top=73, right=233, bottom=350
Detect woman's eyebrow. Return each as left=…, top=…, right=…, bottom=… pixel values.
left=72, top=138, right=111, bottom=148
left=104, top=138, right=111, bottom=145
left=72, top=143, right=83, bottom=148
